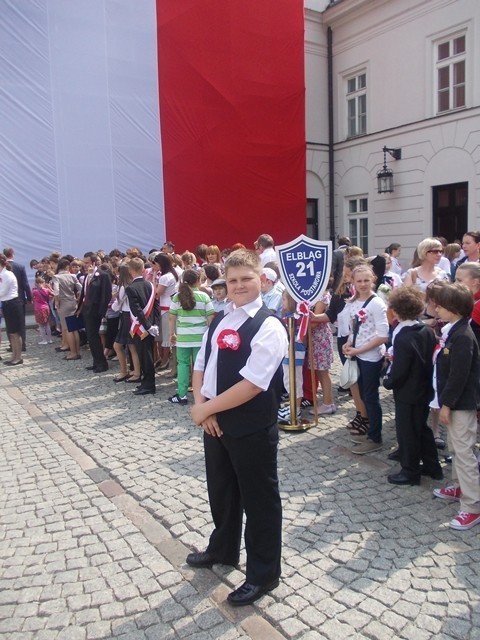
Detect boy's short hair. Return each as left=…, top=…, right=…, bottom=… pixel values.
left=388, top=286, right=425, bottom=320
left=129, top=257, right=145, bottom=274
left=433, top=282, right=473, bottom=318
left=224, top=249, right=262, bottom=276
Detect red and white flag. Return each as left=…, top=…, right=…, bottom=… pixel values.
left=0, top=1, right=306, bottom=266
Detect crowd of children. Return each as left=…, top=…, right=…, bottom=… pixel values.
left=10, top=231, right=478, bottom=532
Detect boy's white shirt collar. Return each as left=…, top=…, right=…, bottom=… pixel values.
left=224, top=295, right=263, bottom=318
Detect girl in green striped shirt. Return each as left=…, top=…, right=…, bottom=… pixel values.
left=168, top=269, right=215, bottom=404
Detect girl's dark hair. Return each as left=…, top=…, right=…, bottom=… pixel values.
left=57, top=258, right=71, bottom=273
left=99, top=263, right=116, bottom=283
left=154, top=252, right=179, bottom=280
left=385, top=242, right=401, bottom=254
left=178, top=269, right=200, bottom=311
left=204, top=265, right=220, bottom=281
left=117, top=263, right=132, bottom=289
left=195, top=244, right=208, bottom=260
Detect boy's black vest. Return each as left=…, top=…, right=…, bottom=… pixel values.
left=204, top=305, right=284, bottom=438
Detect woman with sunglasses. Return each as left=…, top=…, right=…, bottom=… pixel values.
left=403, top=238, right=450, bottom=291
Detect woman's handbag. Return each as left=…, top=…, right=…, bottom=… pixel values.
left=339, top=357, right=359, bottom=389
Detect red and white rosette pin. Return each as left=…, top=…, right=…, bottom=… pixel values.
left=357, top=308, right=368, bottom=323
left=217, top=329, right=241, bottom=350
left=296, top=301, right=310, bottom=342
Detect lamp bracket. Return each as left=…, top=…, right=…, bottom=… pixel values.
left=383, top=146, right=401, bottom=160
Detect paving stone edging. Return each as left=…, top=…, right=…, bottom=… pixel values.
left=2, top=381, right=286, bottom=640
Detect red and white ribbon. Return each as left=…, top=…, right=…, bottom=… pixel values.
left=296, top=301, right=310, bottom=342
left=130, top=282, right=155, bottom=339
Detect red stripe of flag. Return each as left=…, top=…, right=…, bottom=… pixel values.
left=156, top=0, right=306, bottom=250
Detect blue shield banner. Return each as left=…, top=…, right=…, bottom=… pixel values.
left=276, top=235, right=332, bottom=304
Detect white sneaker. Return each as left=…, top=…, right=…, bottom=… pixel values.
left=38, top=340, right=49, bottom=345
left=47, top=340, right=53, bottom=344
left=310, top=403, right=337, bottom=416
left=277, top=406, right=302, bottom=425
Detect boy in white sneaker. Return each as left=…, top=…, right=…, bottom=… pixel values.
left=431, top=282, right=480, bottom=530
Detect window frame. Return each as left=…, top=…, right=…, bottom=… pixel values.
left=345, top=70, right=367, bottom=139
left=433, top=29, right=467, bottom=115
left=347, top=196, right=369, bottom=255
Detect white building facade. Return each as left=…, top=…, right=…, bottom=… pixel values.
left=305, top=0, right=480, bottom=266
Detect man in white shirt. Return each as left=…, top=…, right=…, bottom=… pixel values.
left=255, top=233, right=277, bottom=266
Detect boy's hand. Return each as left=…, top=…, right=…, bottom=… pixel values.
left=201, top=416, right=223, bottom=438
left=191, top=402, right=210, bottom=425
left=439, top=405, right=451, bottom=426
left=191, top=404, right=223, bottom=437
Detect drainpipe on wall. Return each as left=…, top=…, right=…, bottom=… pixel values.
left=327, top=26, right=335, bottom=243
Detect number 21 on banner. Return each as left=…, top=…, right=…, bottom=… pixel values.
left=296, top=261, right=315, bottom=278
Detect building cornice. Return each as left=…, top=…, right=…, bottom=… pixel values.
left=333, top=105, right=480, bottom=150
left=323, top=0, right=458, bottom=53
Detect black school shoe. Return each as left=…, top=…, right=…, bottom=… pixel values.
left=186, top=551, right=238, bottom=568
left=387, top=471, right=420, bottom=486
left=227, top=579, right=280, bottom=606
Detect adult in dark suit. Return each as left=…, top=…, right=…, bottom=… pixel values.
left=76, top=252, right=112, bottom=373
left=3, top=248, right=32, bottom=351
left=125, top=257, right=158, bottom=395
left=330, top=236, right=351, bottom=292
left=383, top=287, right=441, bottom=485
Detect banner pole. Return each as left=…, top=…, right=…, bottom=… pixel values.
left=278, top=316, right=313, bottom=432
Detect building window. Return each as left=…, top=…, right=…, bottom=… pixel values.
left=436, top=33, right=466, bottom=113
left=348, top=197, right=368, bottom=254
left=346, top=73, right=366, bottom=138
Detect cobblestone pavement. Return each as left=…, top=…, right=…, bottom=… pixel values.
left=1, top=329, right=480, bottom=639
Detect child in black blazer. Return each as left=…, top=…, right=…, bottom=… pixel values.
left=431, top=282, right=480, bottom=530
left=383, top=287, right=441, bottom=485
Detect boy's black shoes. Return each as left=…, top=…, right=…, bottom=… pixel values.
left=186, top=551, right=238, bottom=568
left=387, top=471, right=420, bottom=486
left=227, top=579, right=280, bottom=606
left=133, top=388, right=155, bottom=396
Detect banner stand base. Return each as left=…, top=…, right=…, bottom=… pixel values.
left=278, top=420, right=315, bottom=432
